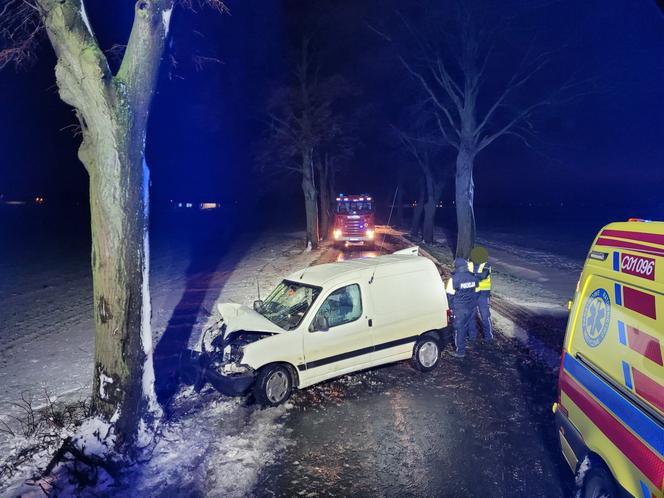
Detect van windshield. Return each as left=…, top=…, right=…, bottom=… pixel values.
left=256, top=280, right=322, bottom=331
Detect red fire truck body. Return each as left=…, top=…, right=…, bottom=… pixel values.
left=332, top=194, right=375, bottom=248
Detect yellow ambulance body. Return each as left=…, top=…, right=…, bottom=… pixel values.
left=554, top=220, right=664, bottom=497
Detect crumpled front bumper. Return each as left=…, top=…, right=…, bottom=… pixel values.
left=179, top=350, right=255, bottom=396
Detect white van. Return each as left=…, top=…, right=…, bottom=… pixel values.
left=192, top=249, right=451, bottom=405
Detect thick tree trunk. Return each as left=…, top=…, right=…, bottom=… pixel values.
left=87, top=123, right=158, bottom=447
left=410, top=180, right=425, bottom=238
left=302, top=150, right=319, bottom=249
left=455, top=147, right=476, bottom=258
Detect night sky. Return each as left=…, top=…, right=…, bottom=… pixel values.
left=1, top=0, right=663, bottom=209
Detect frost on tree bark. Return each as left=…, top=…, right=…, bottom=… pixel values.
left=36, top=0, right=173, bottom=449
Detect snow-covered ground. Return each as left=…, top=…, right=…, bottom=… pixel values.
left=0, top=222, right=329, bottom=496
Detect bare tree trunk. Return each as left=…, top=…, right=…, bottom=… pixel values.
left=302, top=150, right=319, bottom=248
left=410, top=179, right=425, bottom=238
left=87, top=124, right=156, bottom=445
left=318, top=155, right=331, bottom=239
left=455, top=147, right=476, bottom=258
left=422, top=174, right=437, bottom=244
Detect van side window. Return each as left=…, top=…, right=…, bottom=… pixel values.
left=315, top=284, right=362, bottom=328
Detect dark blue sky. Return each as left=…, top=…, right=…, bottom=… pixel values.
left=0, top=0, right=663, bottom=208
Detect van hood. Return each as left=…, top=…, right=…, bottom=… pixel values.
left=217, top=302, right=284, bottom=334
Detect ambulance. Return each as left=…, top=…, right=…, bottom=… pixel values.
left=554, top=220, right=664, bottom=497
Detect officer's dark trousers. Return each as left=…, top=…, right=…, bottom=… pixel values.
left=454, top=308, right=473, bottom=355
left=478, top=291, right=493, bottom=340
left=470, top=291, right=493, bottom=341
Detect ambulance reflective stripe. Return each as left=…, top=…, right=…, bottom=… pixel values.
left=617, top=321, right=664, bottom=366
left=614, top=284, right=658, bottom=320
left=632, top=368, right=664, bottom=414
left=601, top=229, right=664, bottom=247
left=597, top=237, right=664, bottom=258
left=560, top=354, right=664, bottom=488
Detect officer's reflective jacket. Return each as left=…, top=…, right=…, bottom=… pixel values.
left=472, top=262, right=492, bottom=292
left=445, top=258, right=478, bottom=309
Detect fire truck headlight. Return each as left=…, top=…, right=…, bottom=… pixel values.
left=366, top=229, right=375, bottom=240
left=333, top=229, right=342, bottom=239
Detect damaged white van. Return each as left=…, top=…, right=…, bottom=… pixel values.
left=186, top=248, right=450, bottom=406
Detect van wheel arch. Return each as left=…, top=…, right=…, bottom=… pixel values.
left=256, top=361, right=300, bottom=388
left=420, top=330, right=443, bottom=346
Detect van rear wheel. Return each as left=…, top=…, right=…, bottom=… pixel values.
left=412, top=336, right=440, bottom=372
left=581, top=466, right=617, bottom=498
left=254, top=364, right=293, bottom=406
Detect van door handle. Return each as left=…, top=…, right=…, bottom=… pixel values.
left=368, top=319, right=373, bottom=327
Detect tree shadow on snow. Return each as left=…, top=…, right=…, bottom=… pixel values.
left=152, top=221, right=257, bottom=415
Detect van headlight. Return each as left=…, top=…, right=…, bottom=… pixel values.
left=366, top=229, right=375, bottom=240
left=222, top=362, right=251, bottom=374
left=333, top=229, right=342, bottom=239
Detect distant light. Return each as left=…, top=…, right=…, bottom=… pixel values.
left=200, top=202, right=219, bottom=210
left=178, top=202, right=183, bottom=208
left=186, top=202, right=193, bottom=208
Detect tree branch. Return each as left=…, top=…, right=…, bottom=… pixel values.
left=399, top=56, right=461, bottom=146
left=476, top=98, right=549, bottom=151
left=474, top=49, right=553, bottom=138
left=116, top=0, right=174, bottom=119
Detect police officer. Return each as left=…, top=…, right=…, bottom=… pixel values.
left=470, top=246, right=493, bottom=343
left=445, top=257, right=478, bottom=358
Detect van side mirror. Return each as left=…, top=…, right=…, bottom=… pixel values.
left=311, top=315, right=329, bottom=332
left=253, top=300, right=264, bottom=312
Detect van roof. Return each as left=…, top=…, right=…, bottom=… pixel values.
left=286, top=254, right=436, bottom=288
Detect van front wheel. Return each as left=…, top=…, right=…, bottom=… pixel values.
left=254, top=364, right=293, bottom=406
left=412, top=336, right=440, bottom=372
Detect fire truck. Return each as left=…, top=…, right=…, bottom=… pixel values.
left=332, top=194, right=376, bottom=249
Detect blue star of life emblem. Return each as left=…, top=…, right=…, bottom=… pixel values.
left=582, top=288, right=611, bottom=348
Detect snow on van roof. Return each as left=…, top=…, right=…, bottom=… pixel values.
left=285, top=253, right=434, bottom=287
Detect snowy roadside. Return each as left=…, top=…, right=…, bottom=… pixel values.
left=415, top=227, right=579, bottom=371
left=1, top=230, right=332, bottom=497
